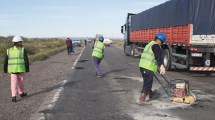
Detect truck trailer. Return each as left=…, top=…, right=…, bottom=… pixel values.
left=121, top=0, right=215, bottom=71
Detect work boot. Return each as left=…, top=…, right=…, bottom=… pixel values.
left=97, top=75, right=103, bottom=78
left=139, top=93, right=147, bottom=102
left=12, top=96, right=16, bottom=102
left=149, top=90, right=154, bottom=98
left=149, top=90, right=157, bottom=99
left=97, top=75, right=102, bottom=78
left=20, top=92, right=27, bottom=97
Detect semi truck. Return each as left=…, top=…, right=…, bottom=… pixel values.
left=121, top=0, right=215, bottom=71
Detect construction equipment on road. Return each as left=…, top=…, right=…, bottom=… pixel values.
left=154, top=73, right=196, bottom=104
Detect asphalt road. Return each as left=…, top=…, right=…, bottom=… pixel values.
left=0, top=46, right=84, bottom=120
left=1, top=43, right=213, bottom=120
left=37, top=44, right=215, bottom=120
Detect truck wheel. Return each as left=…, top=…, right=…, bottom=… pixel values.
left=131, top=46, right=138, bottom=58
left=163, top=49, right=172, bottom=70
left=131, top=47, right=134, bottom=57
left=124, top=45, right=130, bottom=56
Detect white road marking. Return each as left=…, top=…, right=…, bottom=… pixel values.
left=47, top=81, right=66, bottom=109
left=72, top=47, right=85, bottom=69
left=37, top=47, right=86, bottom=120
left=36, top=79, right=67, bottom=120
left=62, top=79, right=67, bottom=84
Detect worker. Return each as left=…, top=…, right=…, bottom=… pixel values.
left=85, top=39, right=87, bottom=46
left=92, top=36, right=105, bottom=78
left=4, top=36, right=29, bottom=102
left=138, top=33, right=166, bottom=104
left=65, top=37, right=72, bottom=55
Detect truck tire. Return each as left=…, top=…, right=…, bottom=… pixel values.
left=130, top=47, right=135, bottom=57
left=124, top=45, right=130, bottom=56
left=163, top=49, right=172, bottom=70
left=131, top=44, right=138, bottom=58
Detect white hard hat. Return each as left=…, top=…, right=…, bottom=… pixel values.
left=12, top=36, right=23, bottom=42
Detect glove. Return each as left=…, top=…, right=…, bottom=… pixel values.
left=160, top=65, right=166, bottom=75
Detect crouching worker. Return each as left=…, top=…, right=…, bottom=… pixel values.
left=138, top=33, right=166, bottom=104
left=4, top=36, right=29, bottom=102
left=92, top=36, right=105, bottom=78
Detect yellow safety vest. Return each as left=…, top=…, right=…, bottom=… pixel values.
left=92, top=41, right=105, bottom=58
left=139, top=41, right=158, bottom=72
left=7, top=46, right=26, bottom=73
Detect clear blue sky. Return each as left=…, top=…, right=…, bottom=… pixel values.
left=0, top=0, right=168, bottom=38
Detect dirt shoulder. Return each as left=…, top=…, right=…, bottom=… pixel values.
left=0, top=46, right=84, bottom=120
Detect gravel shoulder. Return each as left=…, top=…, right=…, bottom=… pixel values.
left=0, top=46, right=84, bottom=120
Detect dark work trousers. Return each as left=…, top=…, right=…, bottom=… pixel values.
left=92, top=56, right=103, bottom=76
left=140, top=67, right=154, bottom=94
left=67, top=46, right=71, bottom=54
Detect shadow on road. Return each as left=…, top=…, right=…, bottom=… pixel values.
left=75, top=67, right=85, bottom=69
left=78, top=59, right=89, bottom=62
left=103, top=68, right=127, bottom=77
left=18, top=80, right=80, bottom=102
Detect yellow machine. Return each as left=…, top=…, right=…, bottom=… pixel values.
left=171, top=91, right=197, bottom=104
left=154, top=74, right=197, bottom=104
left=171, top=95, right=196, bottom=104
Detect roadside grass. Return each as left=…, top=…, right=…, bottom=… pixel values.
left=112, top=39, right=124, bottom=48
left=28, top=45, right=66, bottom=62
left=0, top=36, right=66, bottom=73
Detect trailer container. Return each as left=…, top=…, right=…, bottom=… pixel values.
left=121, top=0, right=215, bottom=71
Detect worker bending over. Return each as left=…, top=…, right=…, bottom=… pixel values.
left=138, top=33, right=166, bottom=104
left=92, top=36, right=105, bottom=78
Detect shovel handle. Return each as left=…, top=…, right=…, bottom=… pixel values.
left=157, top=70, right=170, bottom=84
left=153, top=74, right=170, bottom=96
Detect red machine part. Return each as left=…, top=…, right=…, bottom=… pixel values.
left=173, top=88, right=185, bottom=98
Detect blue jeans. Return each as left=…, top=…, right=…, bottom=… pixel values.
left=67, top=46, right=71, bottom=54
left=70, top=45, right=74, bottom=53
left=92, top=56, right=102, bottom=76
left=140, top=67, right=154, bottom=94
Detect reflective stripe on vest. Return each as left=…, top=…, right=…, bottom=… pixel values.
left=7, top=47, right=26, bottom=73
left=141, top=56, right=157, bottom=65
left=92, top=41, right=104, bottom=58
left=139, top=41, right=158, bottom=72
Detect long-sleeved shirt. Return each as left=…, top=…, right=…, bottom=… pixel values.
left=66, top=39, right=72, bottom=46
left=152, top=44, right=164, bottom=67
left=4, top=48, right=29, bottom=73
